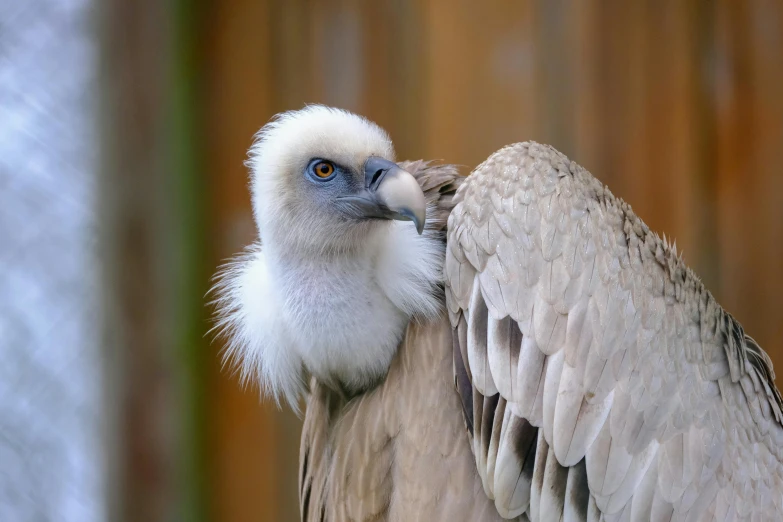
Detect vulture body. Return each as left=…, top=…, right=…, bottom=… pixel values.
left=214, top=106, right=783, bottom=522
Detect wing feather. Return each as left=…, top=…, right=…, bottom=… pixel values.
left=539, top=442, right=569, bottom=522
left=494, top=413, right=537, bottom=517
left=445, top=142, right=783, bottom=521
left=468, top=282, right=498, bottom=396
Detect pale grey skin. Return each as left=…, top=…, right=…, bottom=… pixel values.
left=216, top=107, right=783, bottom=522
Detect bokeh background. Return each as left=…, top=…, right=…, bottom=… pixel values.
left=1, top=1, right=782, bottom=521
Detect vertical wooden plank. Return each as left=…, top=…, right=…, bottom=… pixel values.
left=638, top=2, right=704, bottom=273
left=170, top=0, right=210, bottom=519
left=360, top=0, right=428, bottom=160
left=270, top=0, right=314, bottom=109
left=307, top=0, right=366, bottom=112
left=746, top=0, right=783, bottom=375
left=571, top=0, right=601, bottom=172
left=590, top=1, right=648, bottom=200
left=534, top=0, right=581, bottom=154
left=693, top=0, right=723, bottom=293
left=203, top=1, right=301, bottom=521
left=422, top=0, right=538, bottom=168
left=303, top=0, right=426, bottom=159
left=573, top=1, right=710, bottom=282
left=714, top=0, right=783, bottom=376
left=100, top=1, right=181, bottom=521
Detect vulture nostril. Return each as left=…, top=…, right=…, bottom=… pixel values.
left=370, top=169, right=385, bottom=187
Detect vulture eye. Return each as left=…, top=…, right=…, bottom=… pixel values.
left=311, top=161, right=335, bottom=180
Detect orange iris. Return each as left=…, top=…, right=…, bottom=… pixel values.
left=314, top=161, right=334, bottom=178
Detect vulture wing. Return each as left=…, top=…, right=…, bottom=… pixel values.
left=444, top=142, right=783, bottom=521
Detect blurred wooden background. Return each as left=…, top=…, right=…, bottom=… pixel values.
left=204, top=1, right=782, bottom=521
left=105, top=1, right=783, bottom=521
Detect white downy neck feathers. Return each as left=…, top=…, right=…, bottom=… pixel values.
left=212, top=106, right=444, bottom=411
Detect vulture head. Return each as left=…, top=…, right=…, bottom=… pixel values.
left=215, top=105, right=444, bottom=410
left=248, top=105, right=427, bottom=255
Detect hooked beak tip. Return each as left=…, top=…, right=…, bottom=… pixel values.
left=397, top=208, right=425, bottom=235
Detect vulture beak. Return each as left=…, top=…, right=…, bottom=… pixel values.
left=337, top=156, right=427, bottom=234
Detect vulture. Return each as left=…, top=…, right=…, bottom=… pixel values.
left=213, top=105, right=783, bottom=521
